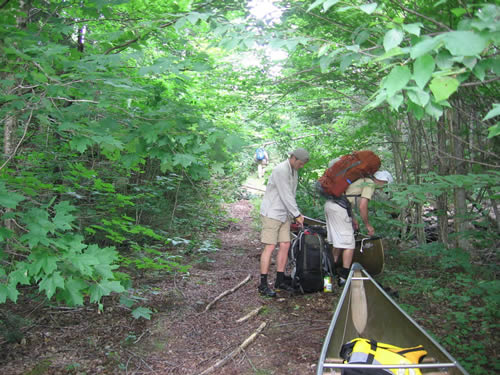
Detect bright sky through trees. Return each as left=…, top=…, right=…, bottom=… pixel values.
left=248, top=0, right=282, bottom=24
left=246, top=0, right=287, bottom=75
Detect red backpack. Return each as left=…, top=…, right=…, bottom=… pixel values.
left=318, top=151, right=381, bottom=197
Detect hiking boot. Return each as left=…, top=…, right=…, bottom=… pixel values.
left=258, top=284, right=276, bottom=297
left=274, top=281, right=295, bottom=292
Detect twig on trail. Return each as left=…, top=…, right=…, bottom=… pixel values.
left=242, top=185, right=266, bottom=192
left=198, top=321, right=267, bottom=375
left=204, top=274, right=251, bottom=312
left=236, top=306, right=263, bottom=323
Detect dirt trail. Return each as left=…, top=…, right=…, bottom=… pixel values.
left=0, top=199, right=340, bottom=375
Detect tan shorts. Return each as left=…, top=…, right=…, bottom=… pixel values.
left=260, top=216, right=291, bottom=245
left=324, top=201, right=355, bottom=249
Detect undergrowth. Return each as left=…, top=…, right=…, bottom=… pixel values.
left=379, top=241, right=499, bottom=375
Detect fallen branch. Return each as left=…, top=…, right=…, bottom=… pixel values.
left=242, top=185, right=266, bottom=192
left=198, top=321, right=267, bottom=375
left=236, top=306, right=263, bottom=323
left=204, top=274, right=251, bottom=312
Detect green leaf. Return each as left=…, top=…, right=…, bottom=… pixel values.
left=483, top=104, right=500, bottom=121
left=131, top=306, right=152, bottom=320
left=363, top=90, right=386, bottom=111
left=9, top=266, right=30, bottom=286
left=435, top=50, right=454, bottom=70
left=413, top=54, right=435, bottom=89
left=0, top=283, right=19, bottom=303
left=119, top=295, right=136, bottom=308
left=408, top=100, right=425, bottom=120
left=387, top=93, right=404, bottom=110
left=451, top=8, right=467, bottom=18
left=384, top=29, right=404, bottom=52
left=383, top=66, right=411, bottom=97
left=70, top=136, right=94, bottom=153
left=69, top=252, right=99, bottom=276
left=39, top=272, right=65, bottom=299
left=373, top=47, right=406, bottom=62
left=89, top=280, right=125, bottom=303
left=323, top=0, right=340, bottom=12
left=0, top=227, right=13, bottom=241
left=407, top=87, right=430, bottom=107
left=0, top=182, right=25, bottom=209
left=487, top=123, right=500, bottom=139
left=28, top=252, right=58, bottom=277
left=173, top=153, right=197, bottom=168
left=63, top=277, right=87, bottom=306
left=443, top=31, right=489, bottom=56
left=359, top=3, right=378, bottom=14
left=410, top=35, right=444, bottom=59
left=425, top=101, right=443, bottom=120
left=307, top=0, right=326, bottom=12
left=94, top=263, right=116, bottom=279
left=52, top=201, right=76, bottom=231
left=340, top=53, right=355, bottom=72
left=319, top=55, right=334, bottom=73
left=402, top=23, right=423, bottom=36
left=429, top=76, right=460, bottom=102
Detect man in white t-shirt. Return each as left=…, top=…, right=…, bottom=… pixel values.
left=324, top=170, right=393, bottom=286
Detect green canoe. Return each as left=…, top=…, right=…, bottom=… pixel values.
left=316, top=263, right=470, bottom=375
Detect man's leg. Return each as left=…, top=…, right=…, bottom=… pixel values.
left=275, top=241, right=290, bottom=272
left=273, top=241, right=294, bottom=290
left=337, top=248, right=354, bottom=286
left=332, top=246, right=341, bottom=265
left=259, top=243, right=277, bottom=297
left=260, top=243, right=276, bottom=275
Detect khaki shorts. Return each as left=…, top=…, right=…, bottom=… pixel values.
left=324, top=201, right=355, bottom=249
left=260, top=216, right=291, bottom=245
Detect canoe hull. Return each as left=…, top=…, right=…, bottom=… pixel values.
left=317, top=263, right=469, bottom=375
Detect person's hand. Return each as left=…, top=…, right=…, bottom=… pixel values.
left=352, top=219, right=359, bottom=231
left=295, top=215, right=304, bottom=227
left=366, top=224, right=375, bottom=236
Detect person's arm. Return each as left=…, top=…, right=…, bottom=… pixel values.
left=273, top=163, right=301, bottom=218
left=358, top=197, right=374, bottom=236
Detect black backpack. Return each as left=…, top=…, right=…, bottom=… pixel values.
left=289, top=227, right=334, bottom=293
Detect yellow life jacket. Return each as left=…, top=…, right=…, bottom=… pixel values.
left=340, top=338, right=428, bottom=375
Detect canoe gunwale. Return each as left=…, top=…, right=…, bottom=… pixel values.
left=321, top=362, right=459, bottom=369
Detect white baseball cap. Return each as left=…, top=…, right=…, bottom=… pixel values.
left=328, top=157, right=341, bottom=168
left=374, top=170, right=394, bottom=183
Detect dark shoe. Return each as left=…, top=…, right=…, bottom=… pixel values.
left=338, top=277, right=346, bottom=287
left=274, top=281, right=295, bottom=292
left=283, top=275, right=293, bottom=286
left=258, top=284, right=276, bottom=297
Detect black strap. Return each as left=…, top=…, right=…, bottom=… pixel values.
left=335, top=160, right=361, bottom=177
left=366, top=340, right=377, bottom=364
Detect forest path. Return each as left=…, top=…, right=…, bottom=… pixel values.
left=0, top=199, right=340, bottom=375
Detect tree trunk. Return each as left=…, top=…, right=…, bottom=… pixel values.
left=448, top=105, right=471, bottom=251
left=436, top=117, right=449, bottom=246
left=407, top=113, right=426, bottom=244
